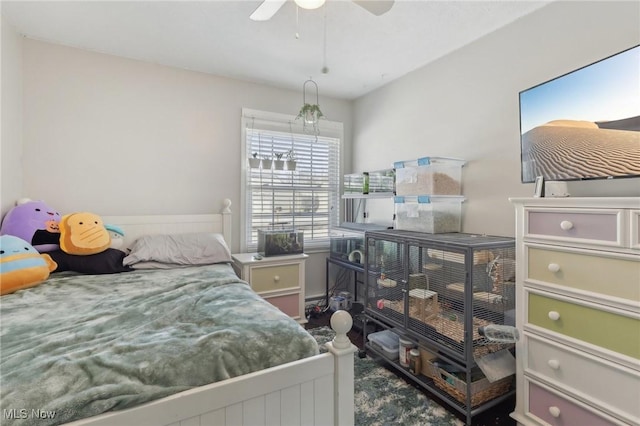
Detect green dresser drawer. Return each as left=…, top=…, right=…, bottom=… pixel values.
left=528, top=292, right=640, bottom=359
left=528, top=247, right=640, bottom=303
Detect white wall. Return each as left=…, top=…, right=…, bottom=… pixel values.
left=353, top=1, right=640, bottom=238
left=8, top=38, right=353, bottom=299
left=1, top=16, right=23, bottom=214
left=4, top=0, right=639, bottom=301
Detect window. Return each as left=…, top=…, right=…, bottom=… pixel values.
left=241, top=108, right=342, bottom=252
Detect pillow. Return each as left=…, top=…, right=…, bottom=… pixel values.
left=129, top=261, right=192, bottom=270
left=59, top=212, right=111, bottom=255
left=0, top=199, right=62, bottom=252
left=123, top=232, right=231, bottom=267
left=49, top=248, right=132, bottom=274
left=1, top=235, right=58, bottom=295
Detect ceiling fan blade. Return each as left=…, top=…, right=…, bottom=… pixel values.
left=250, top=0, right=287, bottom=21
left=353, top=0, right=394, bottom=16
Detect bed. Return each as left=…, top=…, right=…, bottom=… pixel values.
left=0, top=199, right=356, bottom=426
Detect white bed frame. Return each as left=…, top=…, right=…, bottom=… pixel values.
left=66, top=199, right=357, bottom=426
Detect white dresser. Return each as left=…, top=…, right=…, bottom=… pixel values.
left=231, top=252, right=308, bottom=324
left=510, top=197, right=640, bottom=426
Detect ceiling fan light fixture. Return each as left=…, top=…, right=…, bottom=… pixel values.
left=294, top=0, right=326, bottom=10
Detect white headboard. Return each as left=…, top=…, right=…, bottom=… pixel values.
left=102, top=199, right=232, bottom=250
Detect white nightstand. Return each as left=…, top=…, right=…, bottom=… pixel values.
left=232, top=253, right=308, bottom=324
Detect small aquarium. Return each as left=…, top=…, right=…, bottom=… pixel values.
left=330, top=223, right=387, bottom=265
left=258, top=230, right=304, bottom=256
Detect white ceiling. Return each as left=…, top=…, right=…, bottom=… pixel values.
left=1, top=0, right=552, bottom=100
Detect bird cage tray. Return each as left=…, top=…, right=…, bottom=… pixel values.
left=428, top=363, right=513, bottom=407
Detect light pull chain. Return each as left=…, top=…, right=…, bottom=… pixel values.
left=322, top=5, right=328, bottom=74
left=295, top=5, right=300, bottom=39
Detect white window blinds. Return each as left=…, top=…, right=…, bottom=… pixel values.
left=241, top=109, right=342, bottom=252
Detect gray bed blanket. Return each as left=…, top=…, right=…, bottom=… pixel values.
left=0, top=264, right=319, bottom=425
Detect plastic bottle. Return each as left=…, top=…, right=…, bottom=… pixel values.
left=477, top=324, right=520, bottom=343
left=409, top=349, right=421, bottom=375
left=362, top=172, right=369, bottom=194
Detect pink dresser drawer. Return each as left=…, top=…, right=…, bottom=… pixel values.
left=528, top=382, right=615, bottom=426
left=526, top=209, right=623, bottom=246
left=265, top=293, right=300, bottom=318
left=526, top=335, right=640, bottom=422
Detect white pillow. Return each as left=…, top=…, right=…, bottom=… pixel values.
left=123, top=232, right=231, bottom=267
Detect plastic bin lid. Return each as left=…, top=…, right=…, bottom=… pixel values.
left=393, top=156, right=466, bottom=169
left=368, top=329, right=400, bottom=350
left=394, top=195, right=466, bottom=204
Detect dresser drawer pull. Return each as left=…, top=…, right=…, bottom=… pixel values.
left=547, top=359, right=560, bottom=370
left=547, top=263, right=561, bottom=273
left=273, top=275, right=280, bottom=282
left=548, top=311, right=561, bottom=321
left=560, top=220, right=573, bottom=231
left=548, top=406, right=561, bottom=418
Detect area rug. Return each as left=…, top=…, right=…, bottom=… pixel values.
left=308, top=326, right=464, bottom=426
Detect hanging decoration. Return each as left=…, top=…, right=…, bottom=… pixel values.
left=287, top=122, right=297, bottom=171
left=248, top=118, right=261, bottom=168
left=297, top=78, right=323, bottom=135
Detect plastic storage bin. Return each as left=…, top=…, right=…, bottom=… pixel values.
left=394, top=157, right=465, bottom=196
left=367, top=329, right=400, bottom=361
left=368, top=169, right=395, bottom=193
left=344, top=173, right=366, bottom=193
left=394, top=195, right=464, bottom=233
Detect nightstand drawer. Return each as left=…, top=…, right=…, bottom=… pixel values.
left=264, top=293, right=301, bottom=318
left=526, top=208, right=623, bottom=246
left=528, top=381, right=616, bottom=426
left=527, top=292, right=640, bottom=359
left=251, top=264, right=300, bottom=293
left=527, top=246, right=640, bottom=303
left=526, top=335, right=640, bottom=422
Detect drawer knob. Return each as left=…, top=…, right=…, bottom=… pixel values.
left=549, top=406, right=561, bottom=418
left=548, top=263, right=561, bottom=273
left=547, top=359, right=560, bottom=370
left=273, top=275, right=280, bottom=282
left=560, top=220, right=573, bottom=231
left=548, top=311, right=561, bottom=321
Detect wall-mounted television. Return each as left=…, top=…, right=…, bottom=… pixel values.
left=519, top=45, right=640, bottom=183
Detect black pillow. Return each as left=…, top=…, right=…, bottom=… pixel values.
left=49, top=248, right=133, bottom=274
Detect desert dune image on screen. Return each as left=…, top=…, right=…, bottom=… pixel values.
left=520, top=46, right=640, bottom=183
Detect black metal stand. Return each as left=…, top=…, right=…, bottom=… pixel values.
left=324, top=257, right=364, bottom=307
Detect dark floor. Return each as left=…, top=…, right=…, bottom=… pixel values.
left=306, top=311, right=516, bottom=426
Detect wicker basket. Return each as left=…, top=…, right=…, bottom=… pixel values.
left=428, top=363, right=512, bottom=407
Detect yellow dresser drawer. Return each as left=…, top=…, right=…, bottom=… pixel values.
left=526, top=335, right=640, bottom=423
left=527, top=247, right=640, bottom=303
left=528, top=292, right=640, bottom=359
left=251, top=264, right=300, bottom=293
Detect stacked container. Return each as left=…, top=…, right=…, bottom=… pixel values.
left=393, top=157, right=465, bottom=233
left=343, top=168, right=395, bottom=194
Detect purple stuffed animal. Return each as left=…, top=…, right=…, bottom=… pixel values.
left=0, top=199, right=61, bottom=252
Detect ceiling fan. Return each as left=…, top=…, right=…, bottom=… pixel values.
left=250, top=0, right=394, bottom=21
